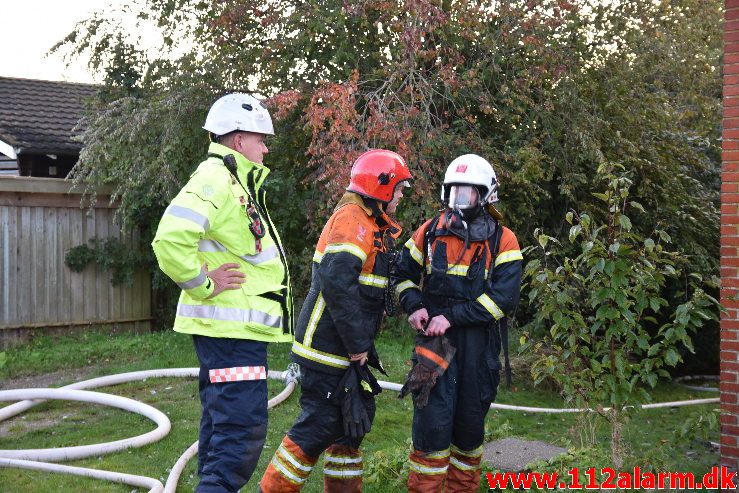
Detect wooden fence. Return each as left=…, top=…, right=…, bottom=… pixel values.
left=0, top=176, right=151, bottom=347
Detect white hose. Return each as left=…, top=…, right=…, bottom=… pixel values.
left=0, top=458, right=164, bottom=493
left=377, top=380, right=719, bottom=413
left=0, top=368, right=297, bottom=493
left=674, top=375, right=719, bottom=393
left=0, top=368, right=199, bottom=422
left=0, top=388, right=170, bottom=462
left=0, top=365, right=718, bottom=493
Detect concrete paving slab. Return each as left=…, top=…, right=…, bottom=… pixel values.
left=483, top=437, right=568, bottom=471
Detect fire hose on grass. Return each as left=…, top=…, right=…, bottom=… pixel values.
left=0, top=368, right=719, bottom=492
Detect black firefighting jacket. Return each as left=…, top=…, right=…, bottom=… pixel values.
left=291, top=192, right=401, bottom=375
left=394, top=209, right=522, bottom=327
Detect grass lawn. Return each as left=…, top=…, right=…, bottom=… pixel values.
left=0, top=328, right=719, bottom=492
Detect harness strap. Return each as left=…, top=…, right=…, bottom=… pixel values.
left=423, top=212, right=512, bottom=387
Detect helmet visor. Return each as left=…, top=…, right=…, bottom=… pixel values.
left=447, top=185, right=479, bottom=210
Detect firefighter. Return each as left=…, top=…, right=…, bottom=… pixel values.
left=152, top=93, right=294, bottom=493
left=393, top=154, right=523, bottom=492
left=259, top=149, right=412, bottom=493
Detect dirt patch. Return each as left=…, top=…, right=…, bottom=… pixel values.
left=0, top=369, right=97, bottom=438
left=0, top=414, right=63, bottom=438
left=0, top=368, right=95, bottom=391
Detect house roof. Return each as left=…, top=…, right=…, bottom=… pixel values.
left=0, top=76, right=98, bottom=156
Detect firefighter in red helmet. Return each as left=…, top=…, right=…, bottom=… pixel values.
left=260, top=149, right=412, bottom=492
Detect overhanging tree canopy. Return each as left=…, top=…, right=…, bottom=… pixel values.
left=57, top=0, right=721, bottom=303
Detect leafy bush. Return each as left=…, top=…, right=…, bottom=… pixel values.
left=521, top=163, right=719, bottom=468
left=64, top=236, right=147, bottom=286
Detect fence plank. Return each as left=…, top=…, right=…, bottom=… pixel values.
left=46, top=207, right=58, bottom=322
left=58, top=208, right=71, bottom=323
left=70, top=208, right=85, bottom=322
left=0, top=206, right=8, bottom=323
left=84, top=209, right=97, bottom=320
left=18, top=207, right=31, bottom=324
left=95, top=209, right=112, bottom=320
left=32, top=207, right=45, bottom=323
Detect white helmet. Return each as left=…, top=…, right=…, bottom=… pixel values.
left=203, top=93, right=274, bottom=136
left=441, top=154, right=499, bottom=207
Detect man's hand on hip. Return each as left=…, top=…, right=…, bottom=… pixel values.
left=205, top=263, right=246, bottom=298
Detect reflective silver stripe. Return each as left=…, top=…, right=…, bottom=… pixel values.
left=450, top=444, right=483, bottom=458
left=396, top=280, right=419, bottom=296
left=177, top=271, right=207, bottom=290
left=358, top=273, right=388, bottom=288
left=292, top=341, right=350, bottom=368
left=405, top=238, right=424, bottom=265
left=476, top=293, right=504, bottom=320
left=303, top=294, right=326, bottom=347
left=323, top=468, right=363, bottom=477
left=409, top=461, right=448, bottom=475
left=324, top=243, right=367, bottom=262
left=449, top=456, right=478, bottom=471
left=240, top=245, right=279, bottom=265
left=198, top=239, right=228, bottom=252
left=277, top=445, right=313, bottom=472
left=325, top=455, right=362, bottom=464
left=176, top=304, right=281, bottom=328
left=271, top=456, right=307, bottom=484
left=312, top=250, right=323, bottom=263
left=495, top=249, right=523, bottom=266
left=425, top=449, right=450, bottom=459
left=199, top=239, right=279, bottom=265
left=165, top=205, right=210, bottom=230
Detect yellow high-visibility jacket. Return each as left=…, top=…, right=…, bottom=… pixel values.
left=152, top=142, right=293, bottom=342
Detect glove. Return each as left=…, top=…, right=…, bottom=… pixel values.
left=367, top=344, right=388, bottom=376
left=355, top=362, right=382, bottom=396
left=398, top=361, right=438, bottom=408
left=332, top=362, right=376, bottom=439
left=399, top=334, right=456, bottom=409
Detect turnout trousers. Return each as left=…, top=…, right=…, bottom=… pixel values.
left=260, top=365, right=376, bottom=492
left=193, top=335, right=269, bottom=493
left=407, top=324, right=501, bottom=493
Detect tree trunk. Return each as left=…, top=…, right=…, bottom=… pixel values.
left=611, top=408, right=624, bottom=470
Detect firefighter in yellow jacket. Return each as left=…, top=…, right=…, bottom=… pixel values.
left=152, top=93, right=293, bottom=493
left=259, top=149, right=412, bottom=492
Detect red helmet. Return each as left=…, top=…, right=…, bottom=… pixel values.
left=347, top=149, right=412, bottom=202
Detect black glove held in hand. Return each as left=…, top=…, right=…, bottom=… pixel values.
left=332, top=362, right=378, bottom=439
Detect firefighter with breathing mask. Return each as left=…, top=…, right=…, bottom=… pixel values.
left=393, top=154, right=523, bottom=492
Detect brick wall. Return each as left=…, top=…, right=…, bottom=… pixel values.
left=723, top=0, right=739, bottom=473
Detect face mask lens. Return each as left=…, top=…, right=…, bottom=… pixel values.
left=448, top=185, right=478, bottom=209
